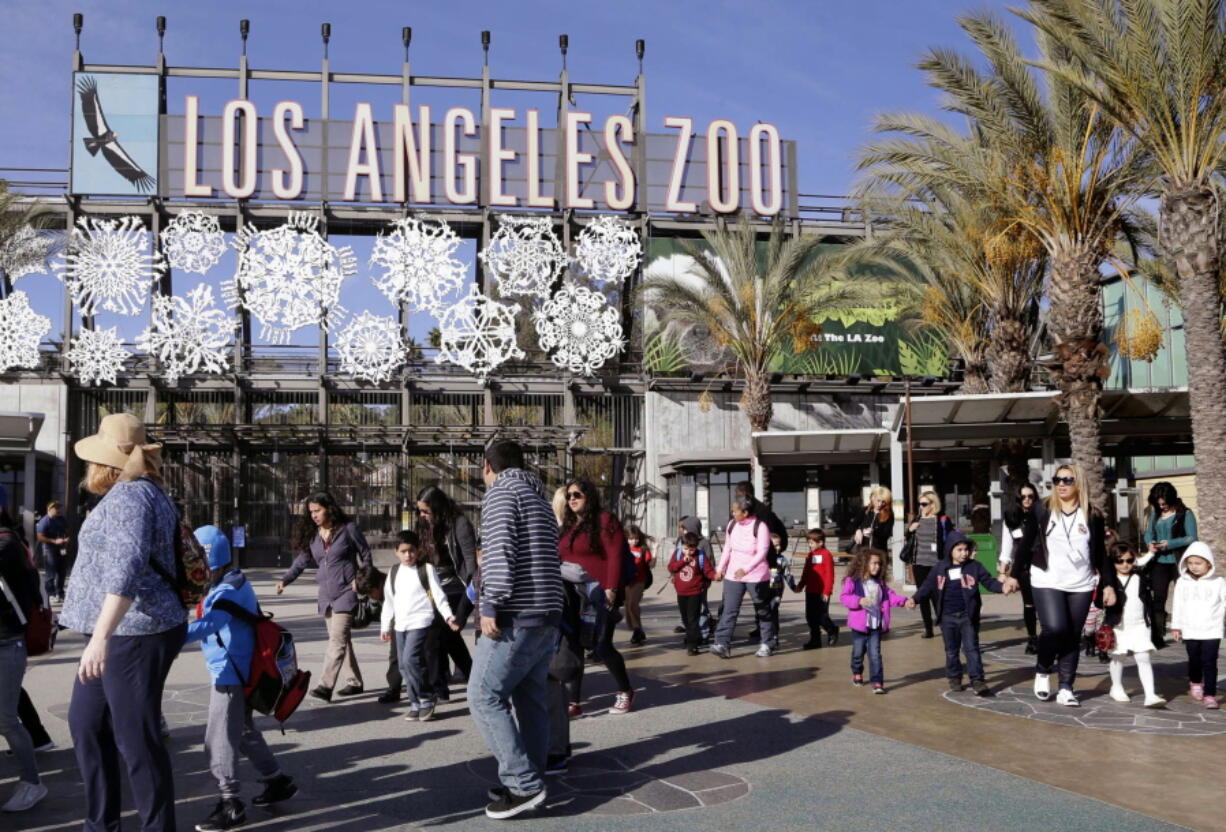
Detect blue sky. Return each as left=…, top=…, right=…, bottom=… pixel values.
left=1, top=0, right=1022, bottom=345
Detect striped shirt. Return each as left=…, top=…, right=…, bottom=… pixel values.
left=479, top=467, right=563, bottom=627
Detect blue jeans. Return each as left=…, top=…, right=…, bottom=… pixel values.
left=395, top=627, right=439, bottom=707
left=467, top=622, right=557, bottom=797
left=940, top=611, right=984, bottom=681
left=0, top=637, right=38, bottom=785
left=713, top=580, right=776, bottom=647
left=850, top=629, right=883, bottom=684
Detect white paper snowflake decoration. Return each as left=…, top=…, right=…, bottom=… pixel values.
left=0, top=291, right=51, bottom=372
left=370, top=217, right=467, bottom=314
left=0, top=225, right=54, bottom=282
left=435, top=284, right=524, bottom=380
left=334, top=311, right=405, bottom=384
left=532, top=282, right=625, bottom=376
left=479, top=215, right=565, bottom=299
left=574, top=216, right=642, bottom=285
left=223, top=211, right=355, bottom=344
left=161, top=211, right=226, bottom=275
left=138, top=284, right=232, bottom=384
left=66, top=326, right=130, bottom=386
left=55, top=216, right=165, bottom=316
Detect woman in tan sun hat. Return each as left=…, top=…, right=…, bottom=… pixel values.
left=60, top=412, right=187, bottom=832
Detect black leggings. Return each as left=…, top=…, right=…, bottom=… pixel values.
left=568, top=604, right=632, bottom=701
left=912, top=564, right=937, bottom=633
left=1149, top=560, right=1178, bottom=644
left=1016, top=567, right=1037, bottom=639
left=1032, top=588, right=1094, bottom=689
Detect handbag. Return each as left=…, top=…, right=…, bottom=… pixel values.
left=350, top=595, right=381, bottom=630
left=0, top=572, right=56, bottom=657
left=1095, top=624, right=1116, bottom=653
left=899, top=534, right=918, bottom=565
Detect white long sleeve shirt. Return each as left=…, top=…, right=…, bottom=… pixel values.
left=380, top=561, right=454, bottom=632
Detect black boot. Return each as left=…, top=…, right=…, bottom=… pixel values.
left=1024, top=637, right=1038, bottom=655
left=195, top=798, right=246, bottom=831
left=252, top=774, right=298, bottom=807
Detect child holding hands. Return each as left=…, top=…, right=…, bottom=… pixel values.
left=1100, top=541, right=1164, bottom=707
left=670, top=532, right=718, bottom=655
left=840, top=548, right=909, bottom=693
left=379, top=530, right=460, bottom=722
left=794, top=529, right=839, bottom=649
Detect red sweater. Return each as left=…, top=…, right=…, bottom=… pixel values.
left=797, top=547, right=835, bottom=595
left=630, top=546, right=654, bottom=585
left=558, top=512, right=625, bottom=591
left=668, top=550, right=717, bottom=595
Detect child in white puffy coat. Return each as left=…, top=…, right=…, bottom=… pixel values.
left=1170, top=542, right=1226, bottom=709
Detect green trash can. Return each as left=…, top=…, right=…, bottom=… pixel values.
left=968, top=533, right=998, bottom=593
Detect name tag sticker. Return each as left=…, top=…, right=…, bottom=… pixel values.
left=948, top=567, right=963, bottom=581
left=812, top=555, right=824, bottom=564
left=1011, top=528, right=1024, bottom=539
left=931, top=543, right=938, bottom=552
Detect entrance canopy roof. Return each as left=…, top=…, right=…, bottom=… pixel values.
left=0, top=412, right=44, bottom=452
left=891, top=388, right=1190, bottom=460
left=752, top=428, right=890, bottom=465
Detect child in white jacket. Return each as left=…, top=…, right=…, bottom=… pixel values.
left=380, top=530, right=459, bottom=721
left=1170, top=542, right=1226, bottom=709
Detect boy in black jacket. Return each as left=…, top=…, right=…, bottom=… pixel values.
left=909, top=531, right=1017, bottom=696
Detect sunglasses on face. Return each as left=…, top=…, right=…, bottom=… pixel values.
left=1114, top=558, right=1136, bottom=565
left=567, top=492, right=585, bottom=500
left=1052, top=476, right=1076, bottom=486
left=919, top=501, right=931, bottom=507
left=1020, top=493, right=1036, bottom=501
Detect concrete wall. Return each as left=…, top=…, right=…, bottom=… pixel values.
left=9, top=380, right=69, bottom=539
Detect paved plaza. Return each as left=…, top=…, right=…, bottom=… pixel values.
left=10, top=566, right=1221, bottom=831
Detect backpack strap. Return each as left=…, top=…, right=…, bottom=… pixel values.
left=387, top=562, right=400, bottom=601
left=212, top=597, right=266, bottom=625
left=417, top=563, right=433, bottom=601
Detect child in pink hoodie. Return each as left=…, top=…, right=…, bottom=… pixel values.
left=840, top=548, right=909, bottom=693
left=710, top=498, right=774, bottom=659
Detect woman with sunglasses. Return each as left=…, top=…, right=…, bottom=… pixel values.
left=1029, top=463, right=1108, bottom=706
left=1142, top=482, right=1197, bottom=648
left=999, top=483, right=1042, bottom=654
left=906, top=492, right=953, bottom=638
left=558, top=479, right=635, bottom=715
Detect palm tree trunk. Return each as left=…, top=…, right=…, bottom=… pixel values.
left=1048, top=250, right=1108, bottom=514
left=961, top=359, right=991, bottom=394
left=741, top=368, right=773, bottom=494
left=989, top=313, right=1032, bottom=393
left=1161, top=187, right=1226, bottom=562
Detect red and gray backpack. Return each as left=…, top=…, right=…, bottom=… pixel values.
left=212, top=599, right=311, bottom=732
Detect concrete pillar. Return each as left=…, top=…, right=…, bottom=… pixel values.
left=889, top=430, right=907, bottom=584
left=22, top=448, right=36, bottom=543
left=1041, top=438, right=1057, bottom=496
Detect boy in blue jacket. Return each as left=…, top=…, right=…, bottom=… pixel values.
left=186, top=526, right=297, bottom=832
left=908, top=531, right=1017, bottom=697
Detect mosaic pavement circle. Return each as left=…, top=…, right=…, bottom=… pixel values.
left=468, top=753, right=750, bottom=815
left=942, top=684, right=1226, bottom=735
left=981, top=639, right=1190, bottom=676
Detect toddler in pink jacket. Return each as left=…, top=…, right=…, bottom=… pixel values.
left=840, top=548, right=909, bottom=693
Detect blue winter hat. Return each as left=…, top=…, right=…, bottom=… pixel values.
left=194, top=525, right=232, bottom=571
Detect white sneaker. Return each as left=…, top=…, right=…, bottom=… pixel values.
left=1033, top=673, right=1052, bottom=701
left=1108, top=686, right=1130, bottom=703
left=1143, top=695, right=1167, bottom=709
left=1055, top=688, right=1080, bottom=707
left=2, top=781, right=48, bottom=812
left=755, top=644, right=772, bottom=658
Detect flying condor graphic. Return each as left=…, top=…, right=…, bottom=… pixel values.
left=76, top=75, right=156, bottom=193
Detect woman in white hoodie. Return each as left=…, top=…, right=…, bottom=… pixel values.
left=1170, top=542, right=1226, bottom=710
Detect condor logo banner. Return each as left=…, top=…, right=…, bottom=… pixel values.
left=70, top=72, right=160, bottom=197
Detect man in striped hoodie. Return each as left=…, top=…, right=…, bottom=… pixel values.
left=468, top=440, right=563, bottom=820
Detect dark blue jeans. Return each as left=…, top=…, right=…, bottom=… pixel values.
left=850, top=628, right=883, bottom=684
left=1186, top=638, right=1221, bottom=698
left=69, top=623, right=185, bottom=832
left=713, top=580, right=776, bottom=647
left=395, top=627, right=440, bottom=707
left=940, top=611, right=984, bottom=681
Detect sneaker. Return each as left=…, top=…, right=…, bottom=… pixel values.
left=1, top=781, right=48, bottom=812
left=610, top=690, right=634, bottom=714
left=673, top=625, right=686, bottom=634
left=852, top=673, right=863, bottom=687
left=404, top=707, right=420, bottom=721
left=1024, top=637, right=1038, bottom=655
left=948, top=677, right=964, bottom=692
left=485, top=788, right=546, bottom=820
left=1143, top=695, right=1167, bottom=709
left=309, top=686, right=332, bottom=703
left=252, top=774, right=297, bottom=807
left=33, top=740, right=56, bottom=753
left=195, top=798, right=246, bottom=831
left=872, top=683, right=886, bottom=694
left=336, top=685, right=364, bottom=697
left=1033, top=673, right=1052, bottom=701
left=545, top=755, right=569, bottom=774
left=1190, top=683, right=1205, bottom=701
left=972, top=679, right=992, bottom=697
left=377, top=690, right=402, bottom=705
left=802, top=640, right=822, bottom=650
left=1055, top=688, right=1080, bottom=707
left=487, top=785, right=510, bottom=802
left=417, top=702, right=436, bottom=722
left=826, top=629, right=840, bottom=646
left=755, top=644, right=772, bottom=658
left=1108, top=686, right=1130, bottom=703
left=567, top=702, right=582, bottom=719
left=709, top=643, right=733, bottom=659
left=1204, top=695, right=1220, bottom=710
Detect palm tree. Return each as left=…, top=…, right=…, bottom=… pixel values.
left=638, top=219, right=865, bottom=476
left=0, top=181, right=57, bottom=294
left=1018, top=0, right=1226, bottom=553
left=861, top=12, right=1143, bottom=512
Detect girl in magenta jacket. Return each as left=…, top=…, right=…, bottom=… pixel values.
left=840, top=548, right=909, bottom=693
